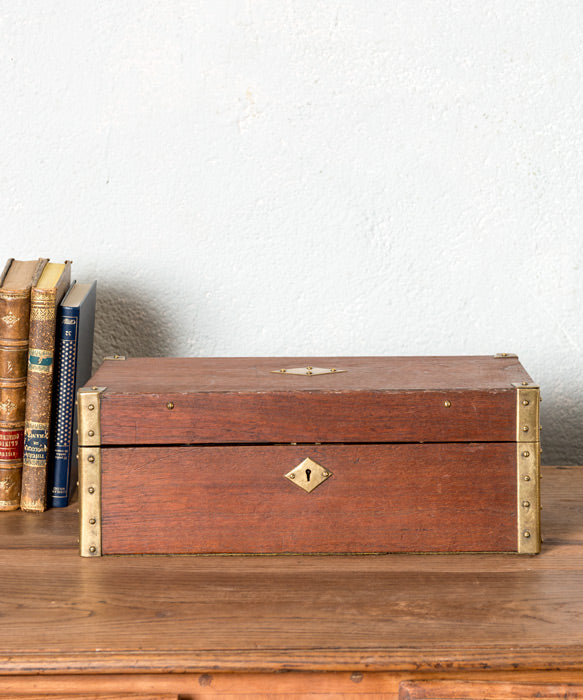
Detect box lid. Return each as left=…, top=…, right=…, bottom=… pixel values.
left=85, top=355, right=534, bottom=445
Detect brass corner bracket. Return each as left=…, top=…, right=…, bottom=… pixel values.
left=78, top=386, right=106, bottom=557
left=514, top=382, right=541, bottom=554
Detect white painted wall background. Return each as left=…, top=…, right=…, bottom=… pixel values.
left=1, top=0, right=582, bottom=463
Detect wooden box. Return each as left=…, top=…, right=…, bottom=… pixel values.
left=78, top=355, right=541, bottom=556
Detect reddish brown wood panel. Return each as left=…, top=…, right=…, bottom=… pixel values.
left=99, top=388, right=517, bottom=445
left=101, top=442, right=517, bottom=554
left=89, top=356, right=532, bottom=393
left=399, top=680, right=583, bottom=700
left=90, top=356, right=529, bottom=445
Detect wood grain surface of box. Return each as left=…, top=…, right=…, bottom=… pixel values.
left=78, top=355, right=541, bottom=556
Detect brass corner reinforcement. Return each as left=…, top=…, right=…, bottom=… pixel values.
left=514, top=382, right=541, bottom=554
left=78, top=386, right=106, bottom=557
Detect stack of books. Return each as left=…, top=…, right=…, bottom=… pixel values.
left=0, top=258, right=96, bottom=512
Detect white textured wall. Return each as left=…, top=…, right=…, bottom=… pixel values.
left=1, top=1, right=582, bottom=463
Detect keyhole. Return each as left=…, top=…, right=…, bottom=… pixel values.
left=305, top=468, right=311, bottom=482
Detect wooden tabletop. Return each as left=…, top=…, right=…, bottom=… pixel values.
left=0, top=465, right=582, bottom=675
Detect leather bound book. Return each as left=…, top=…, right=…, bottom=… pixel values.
left=21, top=261, right=72, bottom=512
left=50, top=281, right=96, bottom=508
left=0, top=257, right=48, bottom=511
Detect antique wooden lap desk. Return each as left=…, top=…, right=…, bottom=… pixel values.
left=0, top=465, right=582, bottom=699
left=78, top=355, right=540, bottom=557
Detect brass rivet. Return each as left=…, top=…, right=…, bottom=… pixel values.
left=523, top=474, right=531, bottom=481
left=539, top=425, right=542, bottom=431
left=306, top=366, right=313, bottom=370
left=166, top=402, right=174, bottom=410
left=88, top=404, right=95, bottom=411
left=88, top=430, right=95, bottom=437
left=522, top=450, right=530, bottom=458
left=523, top=530, right=531, bottom=538
left=522, top=399, right=530, bottom=406
left=330, top=368, right=337, bottom=372
left=522, top=381, right=529, bottom=386
left=500, top=353, right=508, bottom=356
left=280, top=369, right=286, bottom=373
left=522, top=501, right=531, bottom=508
left=88, top=486, right=95, bottom=494
left=322, top=471, right=329, bottom=477
left=89, top=546, right=96, bottom=553
left=444, top=400, right=451, bottom=408
left=89, top=517, right=96, bottom=524
left=91, top=386, right=98, bottom=390
left=306, top=370, right=312, bottom=375
left=289, top=473, right=295, bottom=479
left=522, top=425, right=529, bottom=432
left=88, top=455, right=95, bottom=463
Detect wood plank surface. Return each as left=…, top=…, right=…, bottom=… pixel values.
left=2, top=672, right=583, bottom=698
left=101, top=443, right=517, bottom=554
left=399, top=680, right=583, bottom=699
left=89, top=356, right=528, bottom=444
left=0, top=466, right=580, bottom=675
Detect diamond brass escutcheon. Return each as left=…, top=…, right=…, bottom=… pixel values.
left=284, top=458, right=332, bottom=493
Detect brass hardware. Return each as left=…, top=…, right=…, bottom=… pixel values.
left=284, top=457, right=332, bottom=493
left=166, top=402, right=174, bottom=410
left=78, top=386, right=106, bottom=557
left=272, top=366, right=347, bottom=376
left=515, top=383, right=541, bottom=553
left=444, top=400, right=451, bottom=407
left=516, top=420, right=540, bottom=554
left=513, top=383, right=540, bottom=443
left=495, top=353, right=518, bottom=358
left=104, top=355, right=126, bottom=360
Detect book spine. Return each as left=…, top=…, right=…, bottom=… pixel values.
left=0, top=288, right=32, bottom=510
left=21, top=288, right=58, bottom=512
left=50, top=306, right=79, bottom=507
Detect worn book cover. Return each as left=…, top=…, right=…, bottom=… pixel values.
left=0, top=257, right=48, bottom=510
left=21, top=261, right=72, bottom=512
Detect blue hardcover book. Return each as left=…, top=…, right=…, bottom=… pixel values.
left=50, top=281, right=96, bottom=507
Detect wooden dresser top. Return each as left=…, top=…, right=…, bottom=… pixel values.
left=0, top=465, right=582, bottom=675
